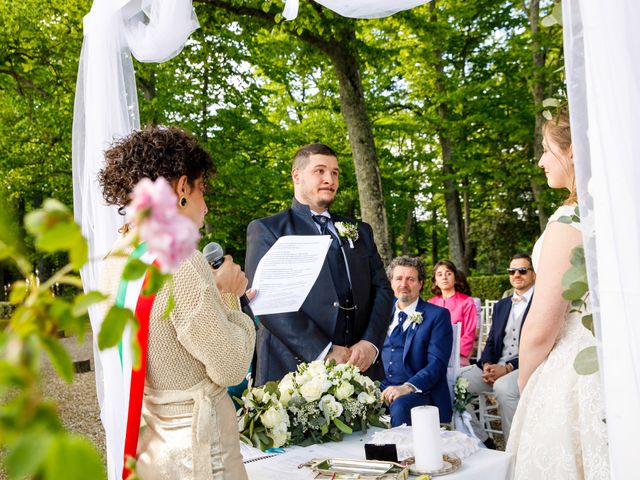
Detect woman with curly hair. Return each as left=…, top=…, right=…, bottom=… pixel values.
left=427, top=260, right=477, bottom=366
left=98, top=125, right=255, bottom=480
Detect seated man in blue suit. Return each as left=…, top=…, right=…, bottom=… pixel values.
left=381, top=256, right=453, bottom=427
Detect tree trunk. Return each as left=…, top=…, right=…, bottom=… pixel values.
left=527, top=0, right=549, bottom=232
left=326, top=37, right=391, bottom=264
left=429, top=1, right=467, bottom=273
left=431, top=208, right=439, bottom=266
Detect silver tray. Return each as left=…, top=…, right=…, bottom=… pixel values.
left=407, top=454, right=462, bottom=476
left=299, top=457, right=409, bottom=479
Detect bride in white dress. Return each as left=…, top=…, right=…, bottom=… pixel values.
left=506, top=110, right=609, bottom=479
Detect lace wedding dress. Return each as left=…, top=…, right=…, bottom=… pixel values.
left=507, top=206, right=610, bottom=479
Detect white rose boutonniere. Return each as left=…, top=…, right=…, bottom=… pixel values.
left=334, top=221, right=359, bottom=248
left=408, top=311, right=423, bottom=327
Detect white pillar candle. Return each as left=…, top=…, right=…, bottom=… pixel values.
left=411, top=405, right=443, bottom=471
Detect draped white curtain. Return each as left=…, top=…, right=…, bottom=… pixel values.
left=283, top=0, right=431, bottom=20
left=563, top=2, right=640, bottom=478
left=72, top=1, right=198, bottom=478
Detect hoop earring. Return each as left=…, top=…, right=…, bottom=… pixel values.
left=179, top=196, right=187, bottom=208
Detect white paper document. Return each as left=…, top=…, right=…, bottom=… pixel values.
left=249, top=235, right=332, bottom=315
left=245, top=444, right=338, bottom=479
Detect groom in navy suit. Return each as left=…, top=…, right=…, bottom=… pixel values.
left=381, top=256, right=453, bottom=426
left=245, top=143, right=393, bottom=385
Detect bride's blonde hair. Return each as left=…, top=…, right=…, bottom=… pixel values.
left=542, top=108, right=577, bottom=205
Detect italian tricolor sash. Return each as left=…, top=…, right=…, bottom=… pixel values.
left=114, top=243, right=160, bottom=479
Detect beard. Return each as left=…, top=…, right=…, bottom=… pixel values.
left=398, top=294, right=411, bottom=303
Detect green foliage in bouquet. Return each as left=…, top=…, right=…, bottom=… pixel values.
left=452, top=376, right=473, bottom=414
left=237, top=360, right=385, bottom=450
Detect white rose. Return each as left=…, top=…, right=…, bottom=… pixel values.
left=269, top=429, right=288, bottom=448
left=300, top=377, right=325, bottom=402
left=358, top=391, right=376, bottom=405
left=308, top=360, right=327, bottom=376
left=319, top=394, right=344, bottom=420
left=296, top=370, right=313, bottom=386
left=279, top=389, right=292, bottom=407
left=335, top=381, right=355, bottom=401
left=261, top=406, right=284, bottom=429
left=253, top=388, right=265, bottom=403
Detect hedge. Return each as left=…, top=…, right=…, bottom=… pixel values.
left=423, top=275, right=511, bottom=302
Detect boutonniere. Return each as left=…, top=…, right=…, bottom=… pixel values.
left=334, top=221, right=359, bottom=248
left=408, top=312, right=423, bottom=326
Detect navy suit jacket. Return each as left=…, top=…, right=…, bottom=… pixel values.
left=245, top=198, right=393, bottom=385
left=383, top=298, right=453, bottom=423
left=476, top=293, right=533, bottom=371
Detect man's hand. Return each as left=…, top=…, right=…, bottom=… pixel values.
left=381, top=384, right=414, bottom=406
left=482, top=363, right=509, bottom=384
left=347, top=340, right=377, bottom=372
left=211, top=255, right=248, bottom=297
left=325, top=345, right=351, bottom=364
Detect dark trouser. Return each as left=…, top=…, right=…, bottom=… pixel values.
left=388, top=392, right=434, bottom=427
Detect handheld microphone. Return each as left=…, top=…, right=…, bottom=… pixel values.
left=202, top=242, right=256, bottom=314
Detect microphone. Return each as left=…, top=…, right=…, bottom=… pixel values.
left=202, top=242, right=255, bottom=314
left=203, top=242, right=225, bottom=269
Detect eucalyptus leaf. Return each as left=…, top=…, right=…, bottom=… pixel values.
left=574, top=346, right=599, bottom=375
left=562, top=281, right=588, bottom=301
left=98, top=306, right=134, bottom=350
left=581, top=314, right=594, bottom=335
left=40, top=336, right=74, bottom=383
left=561, top=265, right=587, bottom=292
left=333, top=417, right=353, bottom=434
left=569, top=246, right=586, bottom=267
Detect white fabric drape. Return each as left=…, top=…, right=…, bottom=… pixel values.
left=563, top=2, right=640, bottom=478
left=283, top=0, right=431, bottom=20
left=72, top=1, right=198, bottom=478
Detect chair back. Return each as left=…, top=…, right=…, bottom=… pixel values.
left=475, top=300, right=498, bottom=361
left=446, top=322, right=461, bottom=402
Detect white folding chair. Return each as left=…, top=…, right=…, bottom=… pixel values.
left=473, top=300, right=503, bottom=439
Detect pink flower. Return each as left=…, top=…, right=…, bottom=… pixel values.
left=128, top=177, right=200, bottom=273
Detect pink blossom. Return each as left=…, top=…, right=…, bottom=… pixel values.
left=128, top=177, right=200, bottom=273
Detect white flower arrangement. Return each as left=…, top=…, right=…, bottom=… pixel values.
left=334, top=221, right=359, bottom=247
left=453, top=376, right=472, bottom=414
left=407, top=311, right=423, bottom=326
left=237, top=360, right=385, bottom=450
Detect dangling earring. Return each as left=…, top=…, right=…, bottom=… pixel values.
left=179, top=196, right=187, bottom=208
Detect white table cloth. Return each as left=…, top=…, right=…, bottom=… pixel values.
left=245, top=429, right=513, bottom=479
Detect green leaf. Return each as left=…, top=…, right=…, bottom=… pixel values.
left=574, top=346, right=599, bottom=375
left=542, top=110, right=553, bottom=121
left=40, top=336, right=74, bottom=383
left=143, top=265, right=169, bottom=295
left=71, top=291, right=108, bottom=317
left=6, top=432, right=52, bottom=479
left=98, top=306, right=134, bottom=350
left=542, top=98, right=560, bottom=108
left=121, top=258, right=148, bottom=281
left=551, top=1, right=563, bottom=25
left=570, top=246, right=585, bottom=267
left=69, top=238, right=88, bottom=270
left=9, top=281, right=28, bottom=305
left=581, top=314, right=594, bottom=335
left=562, top=281, right=588, bottom=301
left=43, top=433, right=106, bottom=480
left=36, top=222, right=80, bottom=252
left=333, top=418, right=352, bottom=434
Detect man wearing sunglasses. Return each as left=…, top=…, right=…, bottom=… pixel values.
left=459, top=253, right=536, bottom=447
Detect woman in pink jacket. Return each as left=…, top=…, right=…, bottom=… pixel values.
left=428, top=260, right=477, bottom=366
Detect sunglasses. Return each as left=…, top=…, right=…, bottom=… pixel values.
left=507, top=267, right=532, bottom=275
